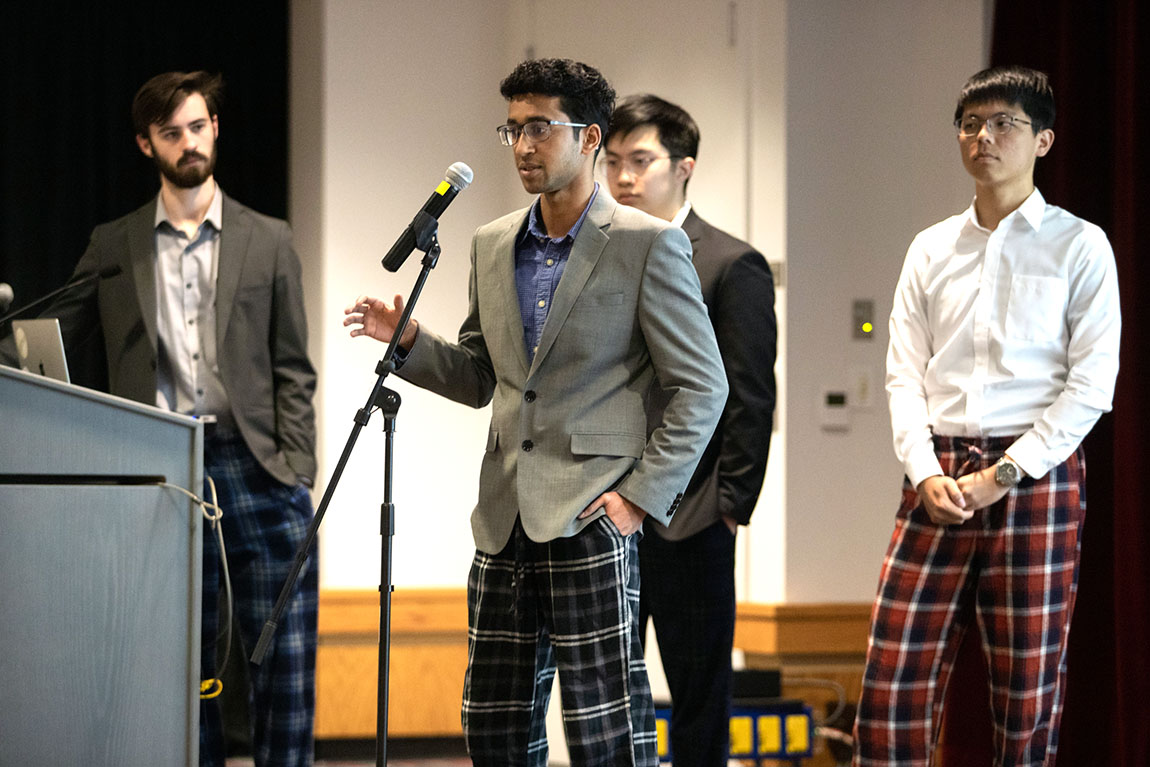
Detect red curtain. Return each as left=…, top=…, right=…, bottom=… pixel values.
left=940, top=2, right=1150, bottom=764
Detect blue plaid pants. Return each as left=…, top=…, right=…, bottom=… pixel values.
left=201, top=430, right=318, bottom=767
left=463, top=516, right=657, bottom=767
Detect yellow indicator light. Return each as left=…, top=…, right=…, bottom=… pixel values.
left=785, top=713, right=811, bottom=753
left=435, top=180, right=451, bottom=195
left=758, top=714, right=783, bottom=753
left=729, top=716, right=754, bottom=754
left=861, top=322, right=874, bottom=334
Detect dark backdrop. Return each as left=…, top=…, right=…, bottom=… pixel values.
left=0, top=1, right=289, bottom=315
left=940, top=2, right=1149, bottom=765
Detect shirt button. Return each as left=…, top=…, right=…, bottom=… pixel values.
left=193, top=353, right=200, bottom=361
left=524, top=390, right=536, bottom=402
left=546, top=259, right=554, bottom=266
left=537, top=299, right=546, bottom=308
left=521, top=439, right=534, bottom=452
left=188, top=318, right=195, bottom=325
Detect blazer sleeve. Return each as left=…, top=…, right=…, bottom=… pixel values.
left=269, top=221, right=318, bottom=485
left=618, top=226, right=728, bottom=525
left=712, top=250, right=777, bottom=524
left=397, top=234, right=497, bottom=409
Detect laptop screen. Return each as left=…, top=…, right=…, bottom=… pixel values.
left=12, top=318, right=70, bottom=384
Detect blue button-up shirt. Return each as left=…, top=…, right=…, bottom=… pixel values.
left=514, top=184, right=599, bottom=362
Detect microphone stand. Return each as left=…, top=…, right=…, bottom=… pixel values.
left=252, top=215, right=443, bottom=767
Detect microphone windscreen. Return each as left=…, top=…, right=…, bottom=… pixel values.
left=446, top=162, right=474, bottom=191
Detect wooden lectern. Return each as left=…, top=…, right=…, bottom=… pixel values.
left=0, top=365, right=203, bottom=766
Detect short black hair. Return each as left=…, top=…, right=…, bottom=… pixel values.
left=954, top=65, right=1055, bottom=133
left=500, top=58, right=616, bottom=145
left=608, top=93, right=700, bottom=162
left=132, top=71, right=224, bottom=137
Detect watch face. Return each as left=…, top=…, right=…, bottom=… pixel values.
left=996, top=460, right=1020, bottom=485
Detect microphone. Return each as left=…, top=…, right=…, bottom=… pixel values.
left=0, top=264, right=123, bottom=328
left=382, top=162, right=473, bottom=272
left=0, top=283, right=13, bottom=314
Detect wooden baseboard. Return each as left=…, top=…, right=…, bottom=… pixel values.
left=315, top=589, right=468, bottom=738
left=316, top=588, right=872, bottom=749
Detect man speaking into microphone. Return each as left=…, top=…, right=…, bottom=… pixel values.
left=345, top=58, right=727, bottom=766
left=1, top=71, right=319, bottom=767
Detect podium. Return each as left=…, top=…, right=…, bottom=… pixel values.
left=0, top=366, right=203, bottom=766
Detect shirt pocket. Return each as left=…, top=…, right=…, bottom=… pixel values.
left=1006, top=275, right=1067, bottom=343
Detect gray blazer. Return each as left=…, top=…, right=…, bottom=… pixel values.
left=16, top=194, right=317, bottom=487
left=399, top=192, right=728, bottom=554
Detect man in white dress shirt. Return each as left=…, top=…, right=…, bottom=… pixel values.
left=853, top=66, right=1121, bottom=767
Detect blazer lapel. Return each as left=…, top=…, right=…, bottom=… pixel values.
left=129, top=201, right=159, bottom=350
left=492, top=212, right=531, bottom=378
left=529, top=193, right=614, bottom=375
left=215, top=194, right=251, bottom=344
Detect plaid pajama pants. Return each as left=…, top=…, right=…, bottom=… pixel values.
left=463, top=516, right=657, bottom=767
left=200, top=430, right=318, bottom=767
left=854, top=436, right=1085, bottom=767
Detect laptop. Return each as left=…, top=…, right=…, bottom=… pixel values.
left=12, top=318, right=70, bottom=383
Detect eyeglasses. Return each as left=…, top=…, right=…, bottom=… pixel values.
left=603, top=153, right=682, bottom=176
left=497, top=120, right=588, bottom=146
left=955, top=113, right=1033, bottom=138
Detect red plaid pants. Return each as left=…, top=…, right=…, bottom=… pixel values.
left=854, top=436, right=1085, bottom=767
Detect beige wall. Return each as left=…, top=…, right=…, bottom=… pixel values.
left=290, top=0, right=990, bottom=603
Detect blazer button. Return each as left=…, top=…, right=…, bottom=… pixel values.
left=521, top=439, right=534, bottom=452
left=524, top=390, right=537, bottom=402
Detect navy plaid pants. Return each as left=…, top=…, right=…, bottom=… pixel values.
left=463, top=516, right=657, bottom=767
left=201, top=430, right=318, bottom=767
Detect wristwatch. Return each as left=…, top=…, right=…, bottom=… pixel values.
left=994, top=456, right=1022, bottom=487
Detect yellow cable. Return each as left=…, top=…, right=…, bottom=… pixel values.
left=200, top=679, right=224, bottom=699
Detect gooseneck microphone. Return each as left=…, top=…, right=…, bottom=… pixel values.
left=381, top=162, right=474, bottom=272
left=0, top=264, right=123, bottom=329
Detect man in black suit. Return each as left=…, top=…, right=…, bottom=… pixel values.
left=605, top=94, right=777, bottom=766
left=3, top=72, right=318, bottom=767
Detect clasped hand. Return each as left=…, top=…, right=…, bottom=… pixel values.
left=917, top=466, right=1010, bottom=526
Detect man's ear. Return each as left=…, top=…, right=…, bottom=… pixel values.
left=582, top=124, right=602, bottom=155
left=1035, top=128, right=1054, bottom=158
left=136, top=133, right=154, bottom=158
left=675, top=156, right=696, bottom=185
left=212, top=114, right=219, bottom=140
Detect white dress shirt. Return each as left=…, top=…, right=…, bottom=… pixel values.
left=887, top=189, right=1121, bottom=486
left=153, top=186, right=230, bottom=424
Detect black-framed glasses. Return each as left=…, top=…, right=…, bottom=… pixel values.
left=604, top=153, right=683, bottom=176
left=955, top=113, right=1033, bottom=138
left=496, top=120, right=588, bottom=146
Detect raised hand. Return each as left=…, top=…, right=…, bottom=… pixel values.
left=343, top=294, right=418, bottom=348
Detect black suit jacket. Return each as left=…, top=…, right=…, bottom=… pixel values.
left=646, top=209, right=777, bottom=541
left=9, top=193, right=317, bottom=486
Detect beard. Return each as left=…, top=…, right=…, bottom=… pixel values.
left=153, top=143, right=217, bottom=189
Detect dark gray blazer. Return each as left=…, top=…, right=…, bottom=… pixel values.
left=645, top=209, right=777, bottom=541
left=398, top=193, right=728, bottom=554
left=24, top=193, right=316, bottom=486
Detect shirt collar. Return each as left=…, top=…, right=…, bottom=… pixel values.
left=520, top=183, right=600, bottom=245
left=154, top=183, right=223, bottom=233
left=966, top=187, right=1046, bottom=234
left=670, top=201, right=692, bottom=229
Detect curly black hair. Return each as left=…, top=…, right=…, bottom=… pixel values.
left=500, top=58, right=616, bottom=144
